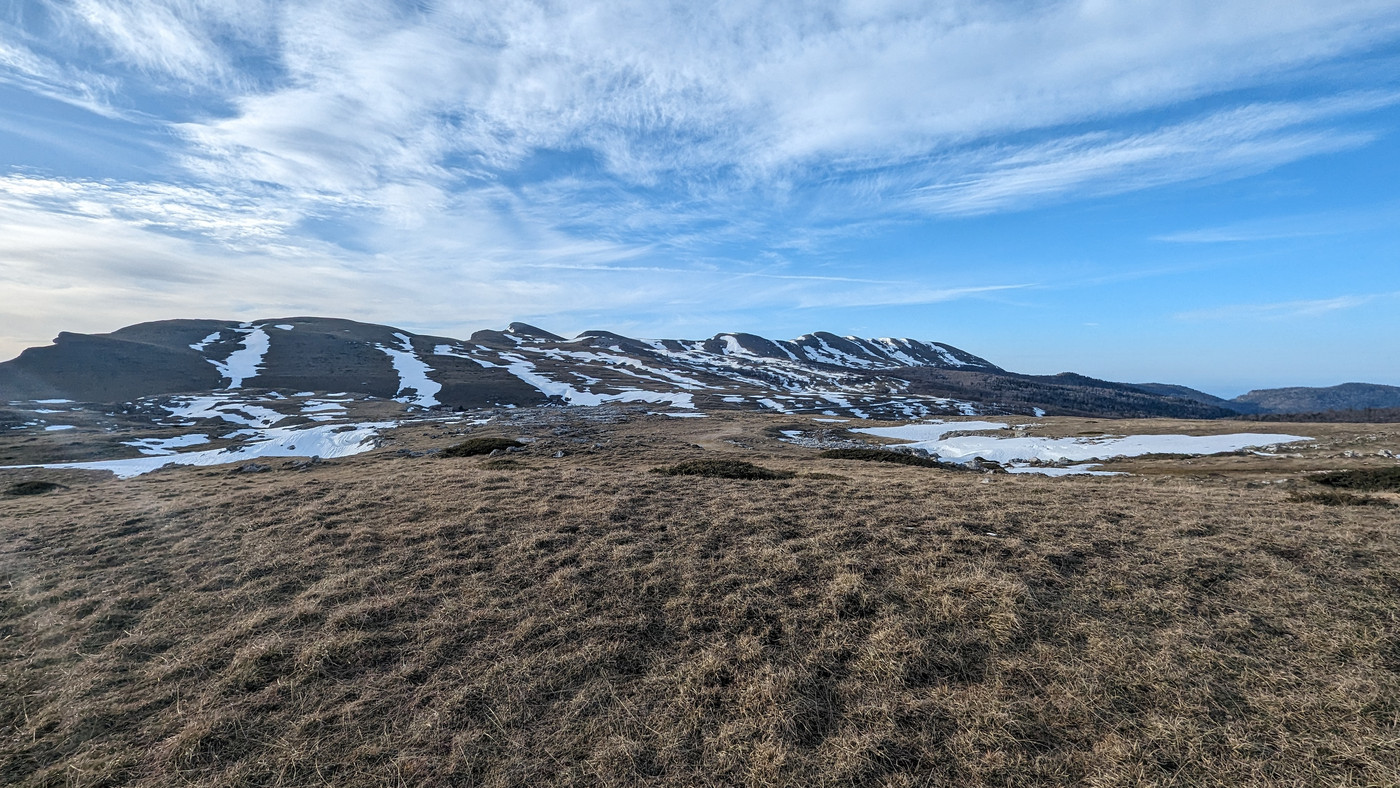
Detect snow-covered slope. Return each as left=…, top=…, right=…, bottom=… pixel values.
left=0, top=317, right=1234, bottom=420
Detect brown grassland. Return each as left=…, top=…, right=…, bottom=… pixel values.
left=2, top=412, right=1399, bottom=786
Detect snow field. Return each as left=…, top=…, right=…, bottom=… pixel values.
left=6, top=422, right=394, bottom=479
left=854, top=421, right=1312, bottom=473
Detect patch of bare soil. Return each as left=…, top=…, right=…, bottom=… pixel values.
left=2, top=414, right=1399, bottom=786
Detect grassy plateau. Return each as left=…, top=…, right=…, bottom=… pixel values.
left=1, top=411, right=1398, bottom=786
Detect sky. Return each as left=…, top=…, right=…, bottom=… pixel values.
left=1, top=1, right=1398, bottom=397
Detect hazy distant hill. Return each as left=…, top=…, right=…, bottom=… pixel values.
left=1130, top=383, right=1263, bottom=414
left=1232, top=383, right=1400, bottom=414
left=0, top=317, right=1387, bottom=420
left=1133, top=382, right=1400, bottom=416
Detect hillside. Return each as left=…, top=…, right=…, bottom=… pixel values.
left=1133, top=381, right=1400, bottom=415
left=1233, top=382, right=1400, bottom=414
left=0, top=318, right=1232, bottom=421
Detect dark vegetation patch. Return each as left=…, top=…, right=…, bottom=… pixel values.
left=440, top=437, right=524, bottom=457
left=1289, top=490, right=1396, bottom=508
left=4, top=480, right=67, bottom=496
left=1238, top=407, right=1400, bottom=423
left=819, top=448, right=946, bottom=468
left=650, top=459, right=794, bottom=479
left=1309, top=467, right=1400, bottom=492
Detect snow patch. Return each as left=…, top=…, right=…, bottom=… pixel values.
left=123, top=434, right=211, bottom=455
left=855, top=422, right=1312, bottom=469
left=188, top=331, right=221, bottom=352
left=5, top=422, right=393, bottom=479
left=162, top=395, right=287, bottom=428
left=497, top=353, right=695, bottom=409
left=209, top=326, right=270, bottom=389
left=377, top=333, right=441, bottom=407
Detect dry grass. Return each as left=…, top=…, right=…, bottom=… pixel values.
left=1289, top=490, right=1396, bottom=508
left=2, top=413, right=1399, bottom=786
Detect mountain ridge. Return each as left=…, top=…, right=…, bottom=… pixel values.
left=0, top=317, right=1387, bottom=419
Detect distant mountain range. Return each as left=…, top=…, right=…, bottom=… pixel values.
left=1, top=317, right=1394, bottom=420
left=1131, top=381, right=1400, bottom=416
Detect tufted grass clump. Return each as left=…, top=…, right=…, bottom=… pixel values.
left=440, top=437, right=524, bottom=458
left=4, top=480, right=67, bottom=496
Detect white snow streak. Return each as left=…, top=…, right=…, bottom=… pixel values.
left=497, top=353, right=695, bottom=408
left=163, top=395, right=287, bottom=428
left=209, top=326, right=270, bottom=389
left=188, top=331, right=221, bottom=352
left=377, top=333, right=442, bottom=407
left=123, top=434, right=211, bottom=455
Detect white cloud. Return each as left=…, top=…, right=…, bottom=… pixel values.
left=1154, top=203, right=1400, bottom=243
left=3, top=0, right=1400, bottom=360
left=0, top=37, right=122, bottom=117
left=0, top=173, right=1020, bottom=359
left=1175, top=292, right=1400, bottom=322
left=902, top=93, right=1397, bottom=215
left=145, top=2, right=1400, bottom=192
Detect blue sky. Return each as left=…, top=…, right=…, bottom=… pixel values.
left=1, top=1, right=1397, bottom=396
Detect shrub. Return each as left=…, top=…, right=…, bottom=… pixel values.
left=441, top=437, right=524, bottom=458
left=4, top=480, right=67, bottom=496
left=818, top=448, right=945, bottom=468
left=650, top=460, right=794, bottom=480
left=1309, top=467, right=1400, bottom=492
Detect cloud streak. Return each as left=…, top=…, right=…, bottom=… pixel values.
left=1175, top=292, right=1400, bottom=322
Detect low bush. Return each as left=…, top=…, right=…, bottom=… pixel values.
left=1309, top=467, right=1400, bottom=492
left=650, top=459, right=794, bottom=480
left=4, top=480, right=67, bottom=496
left=440, top=437, right=524, bottom=458
left=818, top=448, right=945, bottom=468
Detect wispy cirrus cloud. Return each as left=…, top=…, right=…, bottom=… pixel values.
left=1175, top=292, right=1400, bottom=322
left=0, top=38, right=121, bottom=117
left=1155, top=202, right=1400, bottom=243
left=903, top=93, right=1398, bottom=216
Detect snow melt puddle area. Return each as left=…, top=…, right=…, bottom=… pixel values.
left=123, top=434, right=211, bottom=455
left=163, top=395, right=288, bottom=428
left=376, top=333, right=442, bottom=407
left=853, top=421, right=1312, bottom=476
left=7, top=422, right=394, bottom=479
